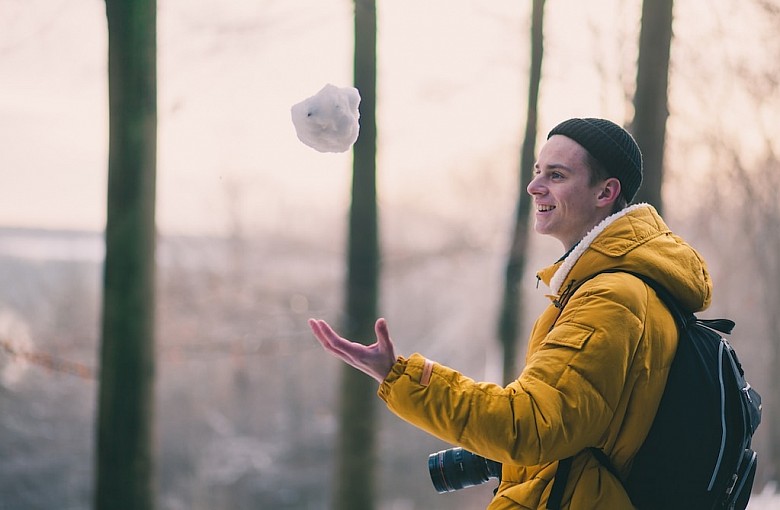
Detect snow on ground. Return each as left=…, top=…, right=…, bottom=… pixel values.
left=749, top=483, right=780, bottom=509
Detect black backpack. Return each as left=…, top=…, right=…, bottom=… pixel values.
left=547, top=270, right=762, bottom=510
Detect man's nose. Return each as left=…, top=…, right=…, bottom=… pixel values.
left=527, top=175, right=543, bottom=196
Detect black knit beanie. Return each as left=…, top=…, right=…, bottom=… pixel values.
left=547, top=118, right=643, bottom=202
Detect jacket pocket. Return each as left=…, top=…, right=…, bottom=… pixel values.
left=543, top=323, right=594, bottom=350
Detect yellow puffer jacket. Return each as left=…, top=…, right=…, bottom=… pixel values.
left=378, top=204, right=712, bottom=509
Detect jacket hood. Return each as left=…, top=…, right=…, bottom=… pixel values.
left=537, top=203, right=712, bottom=313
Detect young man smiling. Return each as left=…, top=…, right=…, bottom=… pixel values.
left=309, top=118, right=712, bottom=509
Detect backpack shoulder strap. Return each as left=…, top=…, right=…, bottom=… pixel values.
left=546, top=457, right=572, bottom=510
left=547, top=450, right=623, bottom=510
left=548, top=269, right=739, bottom=509
left=545, top=269, right=676, bottom=509
left=596, top=269, right=734, bottom=334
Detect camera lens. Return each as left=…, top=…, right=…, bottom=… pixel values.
left=428, top=447, right=502, bottom=493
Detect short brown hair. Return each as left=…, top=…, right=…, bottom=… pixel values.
left=585, top=151, right=628, bottom=212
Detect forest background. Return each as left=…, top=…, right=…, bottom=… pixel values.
left=1, top=0, right=779, bottom=509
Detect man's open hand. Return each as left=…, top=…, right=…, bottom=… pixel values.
left=308, top=318, right=397, bottom=383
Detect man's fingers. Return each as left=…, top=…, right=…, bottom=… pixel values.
left=308, top=319, right=333, bottom=349
left=308, top=317, right=394, bottom=383
left=309, top=319, right=340, bottom=346
left=307, top=318, right=323, bottom=338
left=308, top=319, right=358, bottom=361
left=375, top=318, right=390, bottom=346
left=375, top=317, right=387, bottom=336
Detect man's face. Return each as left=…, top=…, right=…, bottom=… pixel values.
left=527, top=135, right=608, bottom=251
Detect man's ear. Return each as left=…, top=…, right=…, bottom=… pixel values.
left=597, top=178, right=622, bottom=205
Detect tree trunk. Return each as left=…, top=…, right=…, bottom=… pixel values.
left=631, top=0, right=673, bottom=212
left=498, top=0, right=545, bottom=385
left=95, top=1, right=157, bottom=509
left=333, top=1, right=379, bottom=509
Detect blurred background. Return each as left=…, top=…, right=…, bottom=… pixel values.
left=1, top=0, right=779, bottom=508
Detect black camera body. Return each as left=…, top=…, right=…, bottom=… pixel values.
left=428, top=447, right=502, bottom=493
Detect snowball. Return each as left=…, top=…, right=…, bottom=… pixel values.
left=291, top=84, right=361, bottom=153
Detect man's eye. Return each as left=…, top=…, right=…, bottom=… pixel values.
left=551, top=172, right=563, bottom=179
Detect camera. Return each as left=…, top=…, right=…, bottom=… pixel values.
left=428, top=447, right=502, bottom=493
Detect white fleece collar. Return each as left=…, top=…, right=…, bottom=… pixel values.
left=549, top=203, right=648, bottom=295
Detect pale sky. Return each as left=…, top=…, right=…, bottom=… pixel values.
left=0, top=0, right=773, bottom=237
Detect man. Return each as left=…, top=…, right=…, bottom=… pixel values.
left=309, top=118, right=712, bottom=509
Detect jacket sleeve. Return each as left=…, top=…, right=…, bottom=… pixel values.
left=377, top=278, right=647, bottom=467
